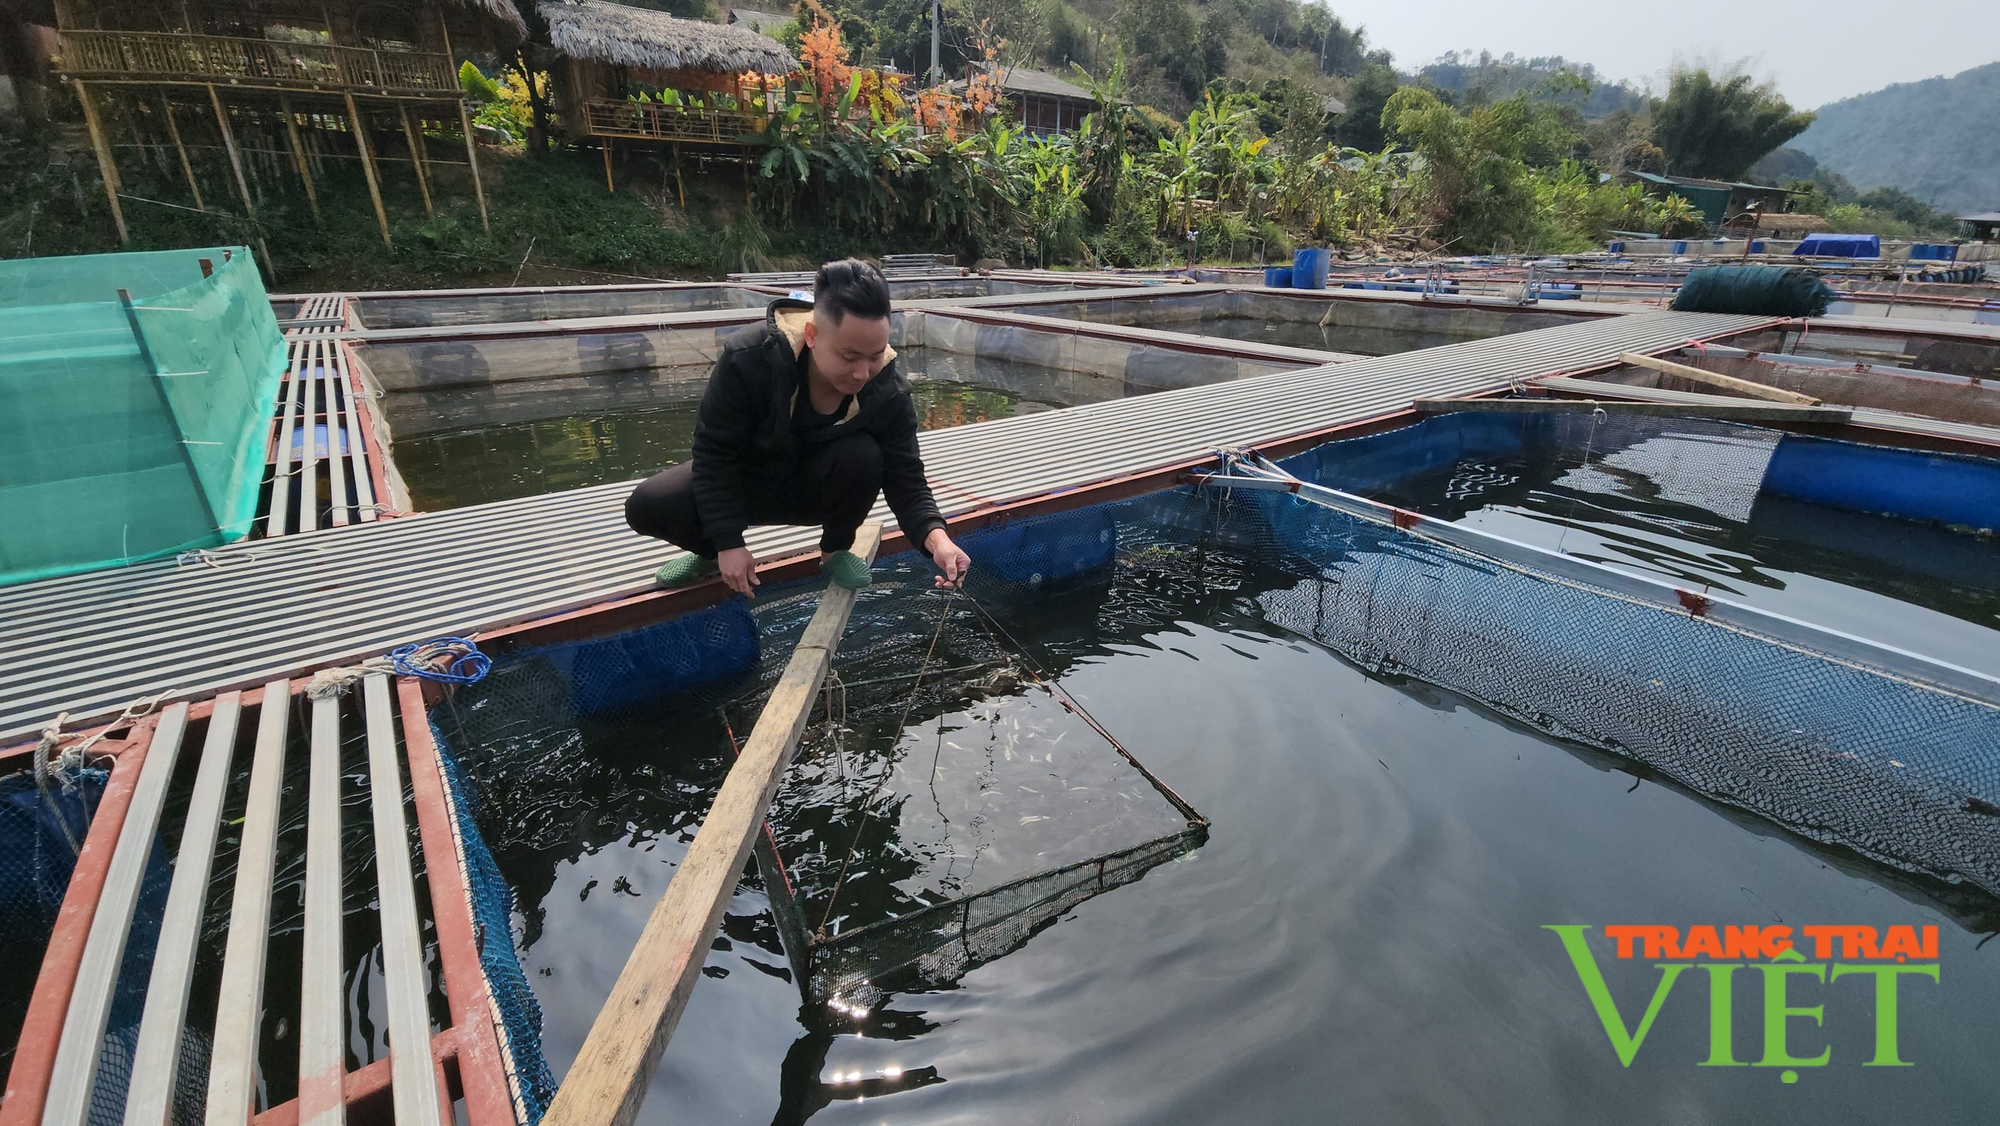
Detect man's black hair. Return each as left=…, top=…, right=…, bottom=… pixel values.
left=814, top=258, right=892, bottom=323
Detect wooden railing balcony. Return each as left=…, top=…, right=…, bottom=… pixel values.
left=580, top=99, right=768, bottom=145
left=55, top=29, right=458, bottom=96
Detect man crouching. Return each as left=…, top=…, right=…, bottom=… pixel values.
left=625, top=258, right=971, bottom=596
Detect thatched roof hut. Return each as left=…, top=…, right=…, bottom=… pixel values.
left=458, top=0, right=531, bottom=38
left=539, top=0, right=797, bottom=75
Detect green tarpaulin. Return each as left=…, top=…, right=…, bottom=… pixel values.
left=0, top=248, right=286, bottom=584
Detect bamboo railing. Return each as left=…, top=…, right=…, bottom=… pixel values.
left=580, top=99, right=768, bottom=144
left=56, top=29, right=456, bottom=95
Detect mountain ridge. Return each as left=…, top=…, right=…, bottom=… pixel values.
left=1790, top=62, right=1999, bottom=214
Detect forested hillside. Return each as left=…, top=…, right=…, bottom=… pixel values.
left=1790, top=62, right=2000, bottom=214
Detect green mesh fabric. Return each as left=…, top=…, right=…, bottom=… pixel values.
left=0, top=248, right=286, bottom=584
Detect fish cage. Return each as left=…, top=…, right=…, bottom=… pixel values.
left=976, top=285, right=1612, bottom=356
left=429, top=513, right=1209, bottom=1014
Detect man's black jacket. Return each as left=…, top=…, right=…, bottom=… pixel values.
left=690, top=297, right=946, bottom=551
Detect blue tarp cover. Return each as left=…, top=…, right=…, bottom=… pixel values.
left=1794, top=233, right=1881, bottom=258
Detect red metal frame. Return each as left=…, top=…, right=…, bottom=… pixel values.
left=396, top=677, right=517, bottom=1126
left=0, top=681, right=519, bottom=1126
left=0, top=716, right=159, bottom=1126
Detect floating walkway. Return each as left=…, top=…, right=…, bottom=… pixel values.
left=0, top=308, right=1768, bottom=742
left=265, top=294, right=399, bottom=536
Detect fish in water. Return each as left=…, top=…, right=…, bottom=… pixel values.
left=980, top=665, right=1026, bottom=694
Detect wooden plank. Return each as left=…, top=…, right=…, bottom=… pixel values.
left=208, top=84, right=256, bottom=221
left=1415, top=395, right=1849, bottom=423
left=267, top=337, right=305, bottom=537
left=540, top=523, right=883, bottom=1126
left=206, top=681, right=292, bottom=1126
left=361, top=674, right=446, bottom=1126
left=1618, top=351, right=1819, bottom=404
left=160, top=92, right=206, bottom=212
left=346, top=92, right=393, bottom=248
left=125, top=692, right=244, bottom=1126
left=43, top=703, right=193, bottom=1126
left=1536, top=377, right=1852, bottom=422
left=281, top=96, right=320, bottom=221
left=327, top=340, right=353, bottom=528
left=457, top=100, right=490, bottom=234
left=336, top=341, right=380, bottom=521
left=299, top=339, right=321, bottom=534
left=72, top=80, right=126, bottom=244
left=399, top=105, right=434, bottom=218
left=299, top=694, right=347, bottom=1126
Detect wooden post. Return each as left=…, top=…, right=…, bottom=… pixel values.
left=540, top=525, right=883, bottom=1126
left=1617, top=352, right=1818, bottom=405
left=457, top=99, right=490, bottom=233
left=399, top=105, right=434, bottom=217
left=345, top=92, right=393, bottom=247
left=602, top=138, right=615, bottom=193
left=207, top=85, right=256, bottom=221
left=281, top=95, right=320, bottom=220
left=74, top=80, right=128, bottom=245
left=434, top=0, right=454, bottom=59
left=157, top=93, right=205, bottom=211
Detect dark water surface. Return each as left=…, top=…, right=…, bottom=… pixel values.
left=446, top=519, right=2000, bottom=1124
left=383, top=349, right=1151, bottom=511
left=1154, top=314, right=1497, bottom=356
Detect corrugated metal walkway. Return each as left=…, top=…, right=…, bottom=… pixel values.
left=0, top=309, right=1767, bottom=741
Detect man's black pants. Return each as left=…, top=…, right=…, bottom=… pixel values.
left=624, top=432, right=883, bottom=557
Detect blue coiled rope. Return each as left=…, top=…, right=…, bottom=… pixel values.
left=386, top=637, right=492, bottom=685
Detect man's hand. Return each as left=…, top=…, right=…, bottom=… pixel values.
left=718, top=546, right=759, bottom=598
left=925, top=529, right=970, bottom=589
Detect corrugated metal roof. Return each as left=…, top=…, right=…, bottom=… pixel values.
left=0, top=309, right=1768, bottom=742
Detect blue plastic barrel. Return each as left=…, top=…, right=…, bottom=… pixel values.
left=1264, top=266, right=1294, bottom=288
left=1293, top=248, right=1331, bottom=289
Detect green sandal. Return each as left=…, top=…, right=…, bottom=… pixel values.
left=821, top=550, right=872, bottom=589
left=653, top=554, right=718, bottom=588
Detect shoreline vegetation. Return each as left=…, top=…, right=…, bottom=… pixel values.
left=0, top=1, right=1963, bottom=290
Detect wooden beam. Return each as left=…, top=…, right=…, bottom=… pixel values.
left=457, top=99, right=490, bottom=233
left=298, top=694, right=347, bottom=1126
left=540, top=524, right=883, bottom=1126
left=125, top=693, right=244, bottom=1126
left=361, top=674, right=447, bottom=1126
left=205, top=682, right=292, bottom=1126
left=602, top=138, right=615, bottom=193
left=281, top=95, right=320, bottom=221
left=1540, top=376, right=1853, bottom=420
left=73, top=80, right=127, bottom=244
left=1618, top=351, right=1818, bottom=405
left=158, top=93, right=205, bottom=212
left=43, top=706, right=194, bottom=1126
left=1414, top=395, right=1849, bottom=424
left=207, top=84, right=256, bottom=221
left=400, top=105, right=434, bottom=218
left=345, top=92, right=393, bottom=247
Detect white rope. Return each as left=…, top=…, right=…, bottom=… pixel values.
left=176, top=548, right=264, bottom=569
left=34, top=693, right=172, bottom=792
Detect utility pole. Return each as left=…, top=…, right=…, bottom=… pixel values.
left=930, top=0, right=941, bottom=87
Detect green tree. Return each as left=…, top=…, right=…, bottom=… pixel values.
left=1337, top=62, right=1398, bottom=152
left=1651, top=67, right=1813, bottom=181
left=1116, top=0, right=1206, bottom=103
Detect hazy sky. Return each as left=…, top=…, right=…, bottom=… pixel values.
left=1332, top=0, right=2000, bottom=109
